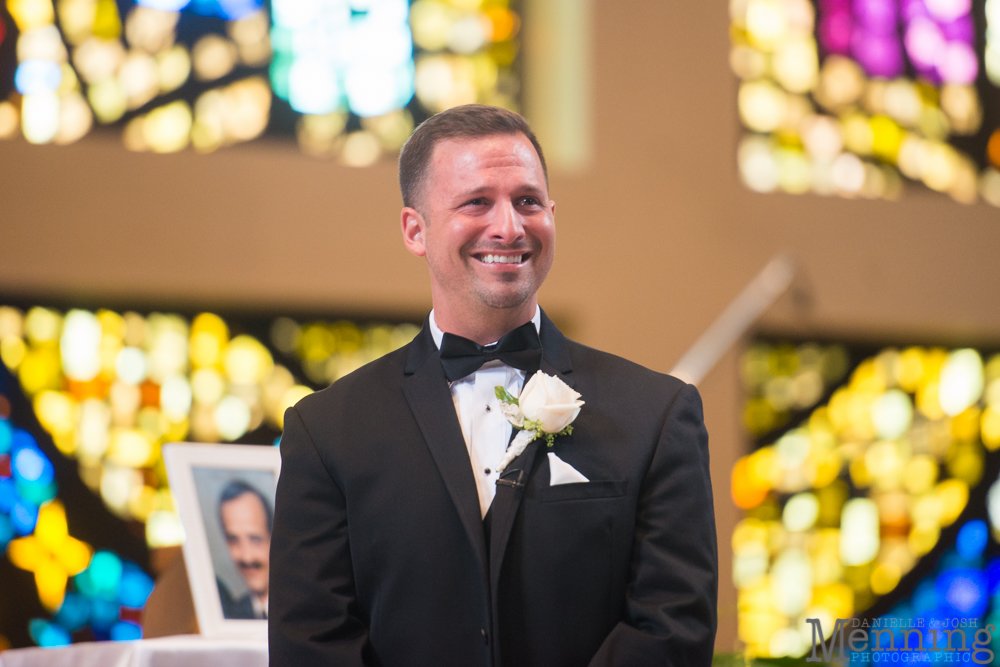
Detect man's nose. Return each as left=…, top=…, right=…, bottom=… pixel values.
left=489, top=200, right=525, bottom=244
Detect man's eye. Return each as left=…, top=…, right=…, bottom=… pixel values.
left=517, top=197, right=540, bottom=206
left=465, top=198, right=487, bottom=206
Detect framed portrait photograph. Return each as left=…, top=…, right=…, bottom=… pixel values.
left=162, top=443, right=280, bottom=640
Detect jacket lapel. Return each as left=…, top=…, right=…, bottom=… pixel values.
left=401, top=321, right=489, bottom=582
left=488, top=309, right=574, bottom=592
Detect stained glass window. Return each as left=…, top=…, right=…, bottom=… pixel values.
left=734, top=339, right=1000, bottom=657
left=0, top=0, right=522, bottom=164
left=0, top=300, right=420, bottom=647
left=730, top=0, right=1000, bottom=206
left=0, top=369, right=155, bottom=648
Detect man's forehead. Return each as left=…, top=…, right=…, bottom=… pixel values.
left=222, top=492, right=267, bottom=517
left=428, top=134, right=544, bottom=188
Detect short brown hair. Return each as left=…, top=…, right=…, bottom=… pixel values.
left=398, top=104, right=548, bottom=210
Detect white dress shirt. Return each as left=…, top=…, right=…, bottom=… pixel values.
left=429, top=307, right=542, bottom=519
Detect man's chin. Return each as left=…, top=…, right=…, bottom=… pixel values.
left=473, top=285, right=535, bottom=311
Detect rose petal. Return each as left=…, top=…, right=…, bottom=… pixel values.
left=519, top=371, right=547, bottom=420
left=536, top=404, right=581, bottom=433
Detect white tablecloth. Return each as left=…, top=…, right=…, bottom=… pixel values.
left=0, top=635, right=268, bottom=667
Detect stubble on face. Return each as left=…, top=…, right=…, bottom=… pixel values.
left=458, top=236, right=538, bottom=310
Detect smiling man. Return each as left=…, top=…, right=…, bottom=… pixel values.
left=269, top=105, right=718, bottom=667
left=217, top=480, right=271, bottom=620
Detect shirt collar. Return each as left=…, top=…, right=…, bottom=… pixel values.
left=429, top=305, right=541, bottom=351
left=251, top=594, right=267, bottom=619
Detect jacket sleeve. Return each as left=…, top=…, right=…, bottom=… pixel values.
left=268, top=405, right=371, bottom=666
left=589, top=383, right=718, bottom=667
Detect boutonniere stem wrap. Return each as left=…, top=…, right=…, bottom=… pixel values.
left=494, top=371, right=584, bottom=475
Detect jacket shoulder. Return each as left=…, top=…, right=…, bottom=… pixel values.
left=564, top=337, right=692, bottom=403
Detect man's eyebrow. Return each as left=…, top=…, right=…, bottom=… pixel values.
left=453, top=186, right=491, bottom=200
left=517, top=184, right=547, bottom=198
left=453, top=184, right=547, bottom=200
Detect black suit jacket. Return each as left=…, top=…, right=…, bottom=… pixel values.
left=218, top=579, right=256, bottom=620
left=269, top=312, right=717, bottom=667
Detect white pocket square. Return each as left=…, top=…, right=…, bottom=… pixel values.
left=548, top=452, right=590, bottom=486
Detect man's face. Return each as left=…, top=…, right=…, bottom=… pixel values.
left=219, top=492, right=271, bottom=598
left=403, top=133, right=555, bottom=315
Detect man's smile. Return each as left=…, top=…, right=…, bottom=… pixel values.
left=471, top=251, right=532, bottom=267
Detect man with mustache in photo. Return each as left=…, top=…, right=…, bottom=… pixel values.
left=217, top=479, right=272, bottom=620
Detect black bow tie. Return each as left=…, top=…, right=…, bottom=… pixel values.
left=438, top=321, right=542, bottom=382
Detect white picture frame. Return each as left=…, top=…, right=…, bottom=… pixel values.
left=162, top=443, right=281, bottom=641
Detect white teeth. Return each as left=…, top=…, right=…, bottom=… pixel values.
left=481, top=254, right=523, bottom=264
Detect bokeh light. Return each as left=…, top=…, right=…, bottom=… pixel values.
left=1, top=0, right=523, bottom=164
left=735, top=340, right=1000, bottom=658
left=0, top=302, right=420, bottom=648
left=731, top=0, right=1000, bottom=206
left=1, top=304, right=419, bottom=544
left=0, top=392, right=154, bottom=648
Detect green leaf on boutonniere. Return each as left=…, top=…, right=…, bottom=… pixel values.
left=544, top=425, right=573, bottom=447
left=495, top=386, right=519, bottom=405
left=522, top=418, right=543, bottom=432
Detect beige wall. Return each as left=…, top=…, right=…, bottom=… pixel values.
left=2, top=0, right=1000, bottom=651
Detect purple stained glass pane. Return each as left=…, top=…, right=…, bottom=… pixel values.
left=900, top=0, right=930, bottom=22
left=914, top=63, right=942, bottom=84
left=852, top=29, right=905, bottom=76
left=853, top=0, right=898, bottom=34
left=904, top=15, right=946, bottom=68
left=925, top=0, right=972, bottom=22
left=938, top=15, right=974, bottom=42
left=820, top=11, right=854, bottom=54
left=937, top=40, right=978, bottom=83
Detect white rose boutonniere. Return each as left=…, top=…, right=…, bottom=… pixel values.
left=494, top=371, right=584, bottom=474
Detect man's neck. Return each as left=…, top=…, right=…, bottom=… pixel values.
left=431, top=299, right=538, bottom=345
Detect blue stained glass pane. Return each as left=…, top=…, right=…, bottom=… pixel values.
left=14, top=60, right=62, bottom=95
left=987, top=558, right=1000, bottom=596
left=217, top=0, right=261, bottom=20
left=110, top=620, right=143, bottom=642
left=957, top=520, right=989, bottom=561
left=88, top=551, right=124, bottom=597
left=0, top=419, right=12, bottom=454
left=10, top=429, right=37, bottom=455
left=0, top=477, right=18, bottom=513
left=136, top=0, right=191, bottom=11
left=119, top=563, right=155, bottom=608
left=0, top=513, right=15, bottom=548
left=89, top=597, right=121, bottom=632
left=269, top=55, right=293, bottom=100
left=937, top=569, right=988, bottom=617
left=11, top=500, right=38, bottom=535
left=913, top=578, right=938, bottom=613
left=74, top=569, right=96, bottom=598
left=13, top=446, right=53, bottom=486
left=16, top=479, right=57, bottom=505
left=188, top=0, right=222, bottom=14
left=28, top=619, right=71, bottom=648
left=53, top=593, right=91, bottom=633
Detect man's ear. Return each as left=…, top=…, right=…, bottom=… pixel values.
left=401, top=207, right=427, bottom=257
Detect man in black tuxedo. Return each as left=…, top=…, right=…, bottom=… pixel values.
left=269, top=104, right=717, bottom=666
